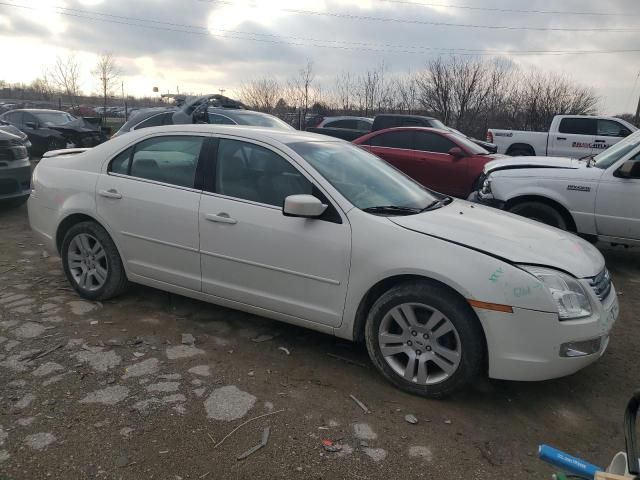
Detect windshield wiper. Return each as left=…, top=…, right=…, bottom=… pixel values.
left=362, top=205, right=421, bottom=215
left=421, top=196, right=453, bottom=211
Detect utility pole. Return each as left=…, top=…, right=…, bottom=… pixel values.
left=635, top=94, right=640, bottom=125
left=219, top=88, right=226, bottom=96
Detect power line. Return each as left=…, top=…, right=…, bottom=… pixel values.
left=199, top=0, right=640, bottom=32
left=374, top=0, right=640, bottom=17
left=2, top=1, right=640, bottom=57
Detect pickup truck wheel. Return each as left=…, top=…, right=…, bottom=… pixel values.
left=508, top=202, right=567, bottom=230
left=508, top=148, right=533, bottom=156
left=365, top=282, right=484, bottom=399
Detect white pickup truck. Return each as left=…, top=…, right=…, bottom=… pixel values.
left=487, top=115, right=637, bottom=158
left=473, top=130, right=640, bottom=246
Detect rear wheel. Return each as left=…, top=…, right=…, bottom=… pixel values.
left=365, top=282, right=484, bottom=398
left=508, top=201, right=567, bottom=230
left=507, top=147, right=534, bottom=156
left=61, top=221, right=128, bottom=300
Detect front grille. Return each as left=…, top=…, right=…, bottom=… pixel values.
left=0, top=178, right=19, bottom=195
left=588, top=268, right=612, bottom=301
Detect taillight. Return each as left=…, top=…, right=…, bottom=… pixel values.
left=486, top=131, right=493, bottom=143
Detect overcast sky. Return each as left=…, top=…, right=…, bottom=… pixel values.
left=0, top=0, right=639, bottom=113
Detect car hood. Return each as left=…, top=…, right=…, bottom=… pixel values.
left=46, top=118, right=100, bottom=134
left=483, top=156, right=580, bottom=174
left=389, top=201, right=604, bottom=278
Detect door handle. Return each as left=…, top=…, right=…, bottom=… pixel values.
left=595, top=139, right=606, bottom=143
left=557, top=137, right=567, bottom=141
left=205, top=212, right=237, bottom=225
left=98, top=189, right=122, bottom=199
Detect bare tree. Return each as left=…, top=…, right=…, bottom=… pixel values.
left=239, top=77, right=282, bottom=112
left=333, top=71, right=354, bottom=112
left=93, top=53, right=120, bottom=115
left=50, top=53, right=81, bottom=108
left=394, top=72, right=419, bottom=113
left=30, top=73, right=56, bottom=101
left=285, top=60, right=315, bottom=129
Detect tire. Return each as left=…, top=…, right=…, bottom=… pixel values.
left=508, top=148, right=533, bottom=157
left=508, top=201, right=567, bottom=230
left=364, top=281, right=484, bottom=399
left=61, top=221, right=128, bottom=301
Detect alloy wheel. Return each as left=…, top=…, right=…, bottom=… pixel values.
left=67, top=233, right=109, bottom=291
left=378, top=303, right=462, bottom=385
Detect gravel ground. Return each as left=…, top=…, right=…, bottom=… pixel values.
left=0, top=202, right=639, bottom=480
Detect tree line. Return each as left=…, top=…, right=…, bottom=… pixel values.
left=240, top=57, right=619, bottom=137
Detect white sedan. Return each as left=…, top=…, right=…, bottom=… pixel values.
left=28, top=125, right=619, bottom=398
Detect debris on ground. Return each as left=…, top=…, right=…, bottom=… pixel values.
left=237, top=427, right=270, bottom=461
left=326, top=353, right=369, bottom=369
left=181, top=333, right=196, bottom=346
left=405, top=414, right=418, bottom=424
left=251, top=334, right=273, bottom=343
left=349, top=394, right=371, bottom=414
left=277, top=347, right=290, bottom=355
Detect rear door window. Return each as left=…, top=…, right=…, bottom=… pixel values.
left=4, top=111, right=24, bottom=125
left=558, top=118, right=597, bottom=135
left=108, top=136, right=204, bottom=189
left=325, top=119, right=358, bottom=129
left=367, top=130, right=414, bottom=149
left=208, top=113, right=236, bottom=125
left=134, top=113, right=167, bottom=130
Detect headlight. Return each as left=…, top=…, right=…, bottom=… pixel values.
left=479, top=178, right=492, bottom=198
left=520, top=266, right=592, bottom=320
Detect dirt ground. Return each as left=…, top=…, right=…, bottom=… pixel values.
left=0, top=201, right=638, bottom=480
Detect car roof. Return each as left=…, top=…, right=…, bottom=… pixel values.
left=10, top=109, right=71, bottom=114
left=125, top=124, right=342, bottom=145
left=375, top=114, right=436, bottom=119
left=323, top=116, right=373, bottom=122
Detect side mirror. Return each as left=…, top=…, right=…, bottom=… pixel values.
left=25, top=121, right=37, bottom=129
left=448, top=147, right=465, bottom=158
left=283, top=194, right=327, bottom=218
left=615, top=159, right=640, bottom=179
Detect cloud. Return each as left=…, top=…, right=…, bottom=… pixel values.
left=0, top=0, right=638, bottom=112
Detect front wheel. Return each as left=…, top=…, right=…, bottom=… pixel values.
left=508, top=201, right=567, bottom=230
left=365, top=282, right=484, bottom=398
left=61, top=221, right=128, bottom=301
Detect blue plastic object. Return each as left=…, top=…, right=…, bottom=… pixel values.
left=538, top=444, right=602, bottom=479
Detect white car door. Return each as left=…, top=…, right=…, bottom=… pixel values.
left=594, top=151, right=640, bottom=241
left=550, top=117, right=597, bottom=159
left=198, top=137, right=351, bottom=327
left=96, top=134, right=205, bottom=291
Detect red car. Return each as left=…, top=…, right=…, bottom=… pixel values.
left=353, top=127, right=503, bottom=198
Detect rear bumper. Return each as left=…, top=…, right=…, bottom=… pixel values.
left=0, top=159, right=31, bottom=201
left=475, top=285, right=618, bottom=381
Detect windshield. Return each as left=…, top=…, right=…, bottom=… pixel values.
left=34, top=111, right=76, bottom=126
left=228, top=112, right=294, bottom=130
left=429, top=119, right=447, bottom=129
left=289, top=141, right=439, bottom=210
left=447, top=131, right=489, bottom=155
left=593, top=130, right=640, bottom=169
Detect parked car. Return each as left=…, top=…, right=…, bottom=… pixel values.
left=113, top=96, right=292, bottom=137
left=29, top=124, right=618, bottom=397
left=0, top=128, right=31, bottom=207
left=0, top=120, right=31, bottom=153
left=0, top=109, right=106, bottom=155
left=307, top=116, right=373, bottom=141
left=472, top=130, right=640, bottom=246
left=310, top=114, right=498, bottom=152
left=487, top=115, right=637, bottom=158
left=68, top=105, right=98, bottom=117
left=206, top=107, right=294, bottom=130
left=372, top=114, right=498, bottom=153
left=353, top=127, right=502, bottom=198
